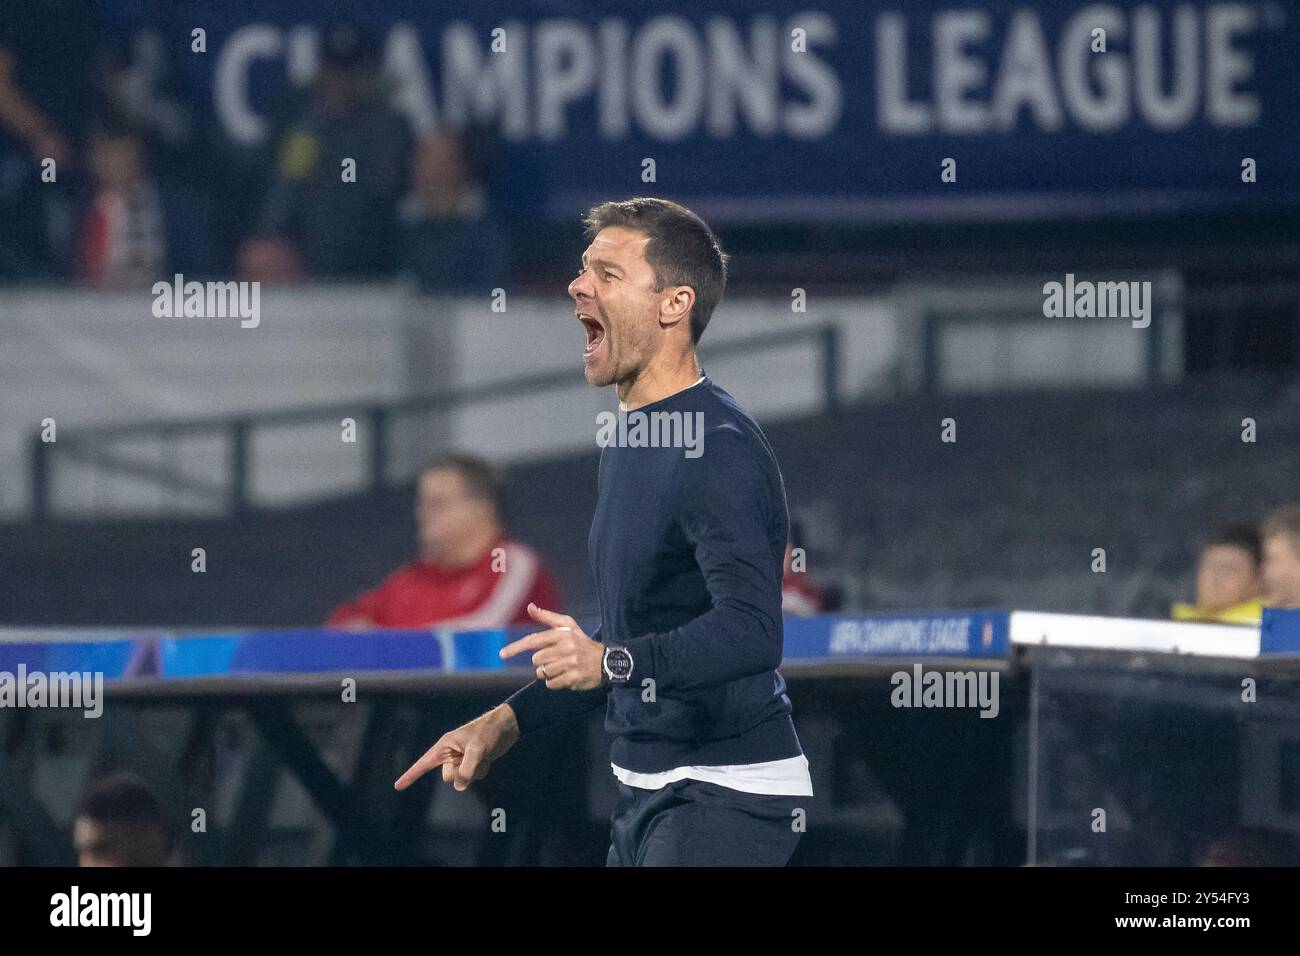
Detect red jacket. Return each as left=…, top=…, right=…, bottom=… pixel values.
left=327, top=539, right=558, bottom=629
left=781, top=571, right=824, bottom=616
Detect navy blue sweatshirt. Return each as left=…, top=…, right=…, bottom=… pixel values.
left=505, top=375, right=803, bottom=773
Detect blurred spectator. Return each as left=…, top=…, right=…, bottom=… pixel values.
left=74, top=772, right=174, bottom=867
left=398, top=126, right=508, bottom=292
left=0, top=48, right=68, bottom=170
left=328, top=454, right=558, bottom=628
left=1170, top=524, right=1264, bottom=624
left=76, top=121, right=166, bottom=288
left=1261, top=504, right=1300, bottom=610
left=1200, top=825, right=1300, bottom=866
left=240, top=20, right=410, bottom=282
left=0, top=4, right=92, bottom=279
left=782, top=519, right=825, bottom=615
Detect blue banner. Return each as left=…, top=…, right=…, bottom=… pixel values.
left=98, top=0, right=1300, bottom=221
left=2, top=609, right=1296, bottom=681
left=1260, top=608, right=1300, bottom=655
left=785, top=611, right=1011, bottom=659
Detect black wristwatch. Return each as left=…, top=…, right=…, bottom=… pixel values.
left=602, top=643, right=633, bottom=685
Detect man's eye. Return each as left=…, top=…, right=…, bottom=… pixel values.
left=602, top=271, right=615, bottom=281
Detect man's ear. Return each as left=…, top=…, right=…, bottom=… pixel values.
left=659, top=286, right=695, bottom=332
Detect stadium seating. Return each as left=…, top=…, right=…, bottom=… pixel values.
left=3, top=373, right=1298, bottom=626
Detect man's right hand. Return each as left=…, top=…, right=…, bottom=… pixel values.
left=394, top=704, right=519, bottom=792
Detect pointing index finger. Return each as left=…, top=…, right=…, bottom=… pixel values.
left=394, top=743, right=451, bottom=790
left=499, top=630, right=562, bottom=660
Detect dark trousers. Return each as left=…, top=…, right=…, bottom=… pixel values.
left=606, top=778, right=808, bottom=867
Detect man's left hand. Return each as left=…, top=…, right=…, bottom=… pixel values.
left=499, top=603, right=606, bottom=691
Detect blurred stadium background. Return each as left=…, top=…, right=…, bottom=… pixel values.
left=2, top=1, right=1300, bottom=866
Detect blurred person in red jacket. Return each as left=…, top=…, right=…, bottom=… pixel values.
left=328, top=454, right=558, bottom=629
left=77, top=121, right=166, bottom=288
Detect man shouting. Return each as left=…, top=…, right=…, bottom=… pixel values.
left=396, top=197, right=812, bottom=866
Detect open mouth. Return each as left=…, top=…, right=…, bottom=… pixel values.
left=579, top=314, right=606, bottom=358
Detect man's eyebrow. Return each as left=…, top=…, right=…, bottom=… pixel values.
left=583, top=256, right=622, bottom=272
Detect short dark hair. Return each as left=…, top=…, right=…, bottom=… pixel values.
left=423, top=453, right=503, bottom=510
left=582, top=197, right=729, bottom=344
left=78, top=772, right=167, bottom=832
left=1205, top=523, right=1262, bottom=566
left=1262, top=504, right=1300, bottom=554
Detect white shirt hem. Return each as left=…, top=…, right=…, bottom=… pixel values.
left=610, top=754, right=813, bottom=797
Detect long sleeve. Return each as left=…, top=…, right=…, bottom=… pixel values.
left=504, top=680, right=608, bottom=736
left=620, top=427, right=784, bottom=694
left=503, top=625, right=609, bottom=736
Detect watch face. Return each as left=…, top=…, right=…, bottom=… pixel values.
left=605, top=647, right=632, bottom=680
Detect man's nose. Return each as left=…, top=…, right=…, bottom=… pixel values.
left=569, top=271, right=593, bottom=301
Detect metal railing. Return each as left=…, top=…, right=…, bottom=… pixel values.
left=29, top=323, right=841, bottom=521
